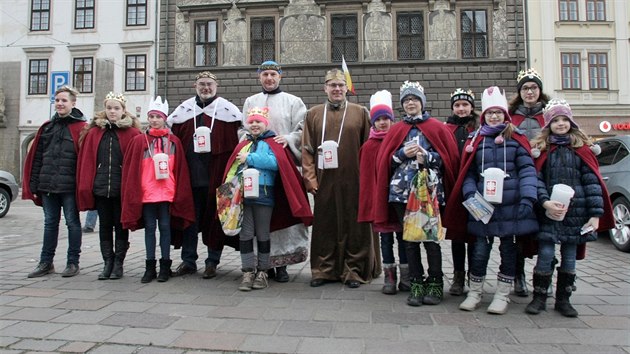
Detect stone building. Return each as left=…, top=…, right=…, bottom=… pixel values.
left=158, top=0, right=527, bottom=119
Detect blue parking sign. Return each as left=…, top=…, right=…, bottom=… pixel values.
left=50, top=72, right=70, bottom=101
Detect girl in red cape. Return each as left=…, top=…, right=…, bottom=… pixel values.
left=222, top=107, right=312, bottom=291
left=525, top=98, right=613, bottom=317
left=77, top=92, right=141, bottom=280
left=373, top=81, right=460, bottom=307
left=446, top=86, right=538, bottom=315
left=121, top=97, right=194, bottom=283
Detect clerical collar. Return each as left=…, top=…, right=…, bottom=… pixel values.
left=263, top=87, right=282, bottom=95
left=327, top=100, right=346, bottom=110
left=196, top=95, right=217, bottom=108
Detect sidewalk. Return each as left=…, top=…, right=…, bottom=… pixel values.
left=1, top=199, right=629, bottom=353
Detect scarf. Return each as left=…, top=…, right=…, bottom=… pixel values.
left=446, top=114, right=476, bottom=126
left=479, top=123, right=506, bottom=137
left=402, top=111, right=430, bottom=124
left=148, top=128, right=169, bottom=137
left=263, top=87, right=282, bottom=95
left=550, top=134, right=571, bottom=145
left=246, top=130, right=277, bottom=152
left=369, top=128, right=388, bottom=140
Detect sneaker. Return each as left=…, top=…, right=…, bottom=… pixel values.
left=27, top=263, right=54, bottom=278
left=61, top=264, right=80, bottom=277
left=423, top=276, right=444, bottom=305
left=239, top=270, right=255, bottom=291
left=82, top=227, right=94, bottom=233
left=252, top=271, right=269, bottom=290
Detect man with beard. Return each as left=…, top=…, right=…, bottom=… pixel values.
left=167, top=71, right=242, bottom=278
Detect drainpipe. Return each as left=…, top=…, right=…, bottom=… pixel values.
left=163, top=0, right=169, bottom=98
left=154, top=0, right=160, bottom=95
left=522, top=0, right=530, bottom=69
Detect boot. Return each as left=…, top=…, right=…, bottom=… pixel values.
left=555, top=270, right=578, bottom=317
left=398, top=264, right=411, bottom=292
left=423, top=276, right=444, bottom=305
left=157, top=259, right=172, bottom=282
left=513, top=256, right=529, bottom=297
left=381, top=264, right=397, bottom=295
left=449, top=271, right=466, bottom=296
left=459, top=276, right=484, bottom=311
left=487, top=278, right=512, bottom=315
left=98, top=241, right=114, bottom=280
left=407, top=277, right=425, bottom=307
left=141, top=259, right=157, bottom=283
left=110, top=240, right=129, bottom=280
left=547, top=257, right=558, bottom=296
left=525, top=272, right=552, bottom=315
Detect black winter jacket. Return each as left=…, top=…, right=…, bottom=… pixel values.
left=93, top=126, right=123, bottom=198
left=536, top=145, right=604, bottom=244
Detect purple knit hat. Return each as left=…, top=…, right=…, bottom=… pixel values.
left=543, top=98, right=578, bottom=128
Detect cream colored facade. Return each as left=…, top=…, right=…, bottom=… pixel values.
left=526, top=0, right=630, bottom=136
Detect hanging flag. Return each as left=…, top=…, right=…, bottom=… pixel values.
left=341, top=55, right=356, bottom=95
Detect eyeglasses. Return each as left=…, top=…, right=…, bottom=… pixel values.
left=326, top=83, right=346, bottom=89
left=485, top=110, right=504, bottom=117
left=402, top=97, right=420, bottom=104
left=520, top=85, right=539, bottom=93
left=196, top=82, right=216, bottom=88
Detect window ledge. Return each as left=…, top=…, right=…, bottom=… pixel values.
left=555, top=21, right=613, bottom=28
left=22, top=47, right=55, bottom=54
left=119, top=41, right=154, bottom=49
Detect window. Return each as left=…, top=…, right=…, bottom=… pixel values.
left=126, top=0, right=147, bottom=26
left=461, top=10, right=487, bottom=59
left=588, top=53, right=608, bottom=89
left=397, top=12, right=424, bottom=60
left=561, top=52, right=581, bottom=89
left=31, top=0, right=50, bottom=31
left=28, top=59, right=48, bottom=95
left=559, top=0, right=578, bottom=21
left=75, top=0, right=95, bottom=29
left=331, top=14, right=358, bottom=62
left=125, top=55, right=146, bottom=91
left=195, top=20, right=218, bottom=67
left=250, top=17, right=275, bottom=65
left=73, top=57, right=93, bottom=93
left=586, top=0, right=605, bottom=21
left=597, top=140, right=627, bottom=166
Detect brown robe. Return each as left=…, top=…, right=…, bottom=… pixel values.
left=302, top=101, right=377, bottom=283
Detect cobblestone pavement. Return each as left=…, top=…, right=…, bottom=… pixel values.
left=1, top=199, right=629, bottom=353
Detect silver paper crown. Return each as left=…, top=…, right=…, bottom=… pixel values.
left=450, top=88, right=475, bottom=100
left=543, top=98, right=571, bottom=114
left=517, top=68, right=542, bottom=83
left=105, top=92, right=127, bottom=105
left=399, top=80, right=424, bottom=94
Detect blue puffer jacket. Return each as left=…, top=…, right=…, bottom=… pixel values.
left=462, top=135, right=539, bottom=237
left=536, top=145, right=604, bottom=244
left=244, top=130, right=278, bottom=207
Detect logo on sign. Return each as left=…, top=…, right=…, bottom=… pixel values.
left=599, top=121, right=612, bottom=133
left=50, top=72, right=70, bottom=101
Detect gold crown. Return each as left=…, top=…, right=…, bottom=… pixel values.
left=399, top=80, right=424, bottom=94
left=325, top=69, right=346, bottom=83
left=104, top=92, right=127, bottom=106
left=543, top=98, right=571, bottom=114
left=196, top=71, right=218, bottom=82
left=517, top=68, right=542, bottom=83
left=451, top=88, right=475, bottom=100
left=247, top=106, right=270, bottom=119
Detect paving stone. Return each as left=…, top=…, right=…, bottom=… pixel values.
left=314, top=309, right=370, bottom=323
left=296, top=337, right=364, bottom=353
left=333, top=322, right=400, bottom=339
left=263, top=307, right=313, bottom=321
left=364, top=339, right=433, bottom=354
left=459, top=326, right=516, bottom=344
left=54, top=299, right=112, bottom=310
left=401, top=325, right=464, bottom=342
left=569, top=328, right=630, bottom=346
left=100, top=291, right=156, bottom=302
left=1, top=321, right=68, bottom=339
left=580, top=315, right=630, bottom=329
left=169, top=317, right=224, bottom=332
left=2, top=307, right=67, bottom=322
left=87, top=344, right=138, bottom=353
left=54, top=289, right=109, bottom=300
left=147, top=293, right=199, bottom=304
left=99, top=300, right=156, bottom=313
left=494, top=343, right=565, bottom=353
left=217, top=319, right=280, bottom=335
left=292, top=299, right=342, bottom=311
left=99, top=312, right=178, bottom=329
left=208, top=305, right=266, bottom=320
left=48, top=324, right=121, bottom=342
left=529, top=314, right=590, bottom=328
left=510, top=328, right=578, bottom=344
left=597, top=295, right=630, bottom=305
left=239, top=334, right=301, bottom=353
left=9, top=339, right=65, bottom=351
left=6, top=296, right=66, bottom=308
left=590, top=305, right=630, bottom=316
left=191, top=294, right=242, bottom=307
left=475, top=313, right=537, bottom=328
left=0, top=296, right=22, bottom=305
left=560, top=344, right=628, bottom=353
left=54, top=341, right=95, bottom=353
left=108, top=328, right=183, bottom=346
left=431, top=313, right=480, bottom=327
left=430, top=341, right=500, bottom=353
left=51, top=310, right=114, bottom=324
left=4, top=288, right=62, bottom=297
left=0, top=337, right=20, bottom=347
left=237, top=296, right=291, bottom=308
left=171, top=331, right=245, bottom=351
left=277, top=320, right=332, bottom=337
left=135, top=346, right=184, bottom=354
left=146, top=303, right=214, bottom=318
left=0, top=307, right=19, bottom=318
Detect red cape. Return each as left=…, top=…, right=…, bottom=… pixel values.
left=76, top=127, right=141, bottom=211
left=120, top=132, right=195, bottom=233
left=358, top=138, right=381, bottom=223
left=511, top=112, right=545, bottom=128
left=22, top=120, right=87, bottom=206
left=443, top=130, right=532, bottom=235
left=373, top=118, right=460, bottom=236
left=222, top=137, right=313, bottom=231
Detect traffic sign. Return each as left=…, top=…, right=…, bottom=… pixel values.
left=50, top=71, right=70, bottom=101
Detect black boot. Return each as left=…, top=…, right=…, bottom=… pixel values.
left=547, top=257, right=558, bottom=296
left=275, top=266, right=289, bottom=283
left=555, top=270, right=578, bottom=317
left=141, top=259, right=157, bottom=283
left=525, top=272, right=552, bottom=314
left=407, top=278, right=425, bottom=307
left=98, top=241, right=114, bottom=280
left=157, top=259, right=172, bottom=282
left=110, top=239, right=129, bottom=280
left=513, top=254, right=529, bottom=297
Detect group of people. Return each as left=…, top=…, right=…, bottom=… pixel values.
left=23, top=63, right=613, bottom=317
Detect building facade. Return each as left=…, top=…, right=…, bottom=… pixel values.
left=0, top=0, right=159, bottom=180
left=526, top=0, right=630, bottom=137
left=158, top=0, right=528, bottom=120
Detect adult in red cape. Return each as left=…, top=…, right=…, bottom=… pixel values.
left=166, top=71, right=242, bottom=278
left=120, top=129, right=195, bottom=233
left=23, top=86, right=87, bottom=279
left=222, top=136, right=313, bottom=233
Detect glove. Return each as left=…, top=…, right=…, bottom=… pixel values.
left=518, top=199, right=534, bottom=216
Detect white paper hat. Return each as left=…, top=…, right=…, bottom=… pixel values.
left=148, top=96, right=169, bottom=118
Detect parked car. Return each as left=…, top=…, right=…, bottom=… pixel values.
left=596, top=136, right=630, bottom=252
left=0, top=170, right=19, bottom=218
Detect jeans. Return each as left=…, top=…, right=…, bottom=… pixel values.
left=535, top=240, right=577, bottom=274
left=470, top=236, right=517, bottom=279
left=95, top=196, right=128, bottom=244
left=41, top=193, right=82, bottom=265
left=181, top=186, right=216, bottom=268
left=143, top=202, right=171, bottom=260
left=380, top=232, right=408, bottom=265
left=84, top=210, right=98, bottom=229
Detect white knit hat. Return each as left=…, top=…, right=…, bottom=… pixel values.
left=481, top=86, right=510, bottom=124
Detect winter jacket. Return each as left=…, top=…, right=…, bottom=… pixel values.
left=140, top=130, right=177, bottom=204
left=445, top=114, right=478, bottom=153
left=511, top=104, right=544, bottom=140
left=462, top=135, right=539, bottom=237
left=30, top=108, right=87, bottom=195
left=536, top=145, right=604, bottom=244
left=243, top=130, right=279, bottom=207
left=93, top=128, right=124, bottom=197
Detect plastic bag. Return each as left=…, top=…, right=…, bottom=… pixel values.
left=403, top=168, right=446, bottom=242
left=217, top=173, right=244, bottom=236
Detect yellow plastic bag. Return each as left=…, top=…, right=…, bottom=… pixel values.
left=402, top=168, right=446, bottom=242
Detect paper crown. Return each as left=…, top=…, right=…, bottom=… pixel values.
left=369, top=90, right=394, bottom=123
left=196, top=71, right=218, bottom=82
left=481, top=86, right=509, bottom=122
left=450, top=88, right=475, bottom=108
left=104, top=92, right=127, bottom=106
left=246, top=106, right=270, bottom=125
left=325, top=69, right=346, bottom=83
left=148, top=96, right=169, bottom=118
left=543, top=98, right=576, bottom=128
left=258, top=61, right=282, bottom=74
left=516, top=68, right=543, bottom=91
